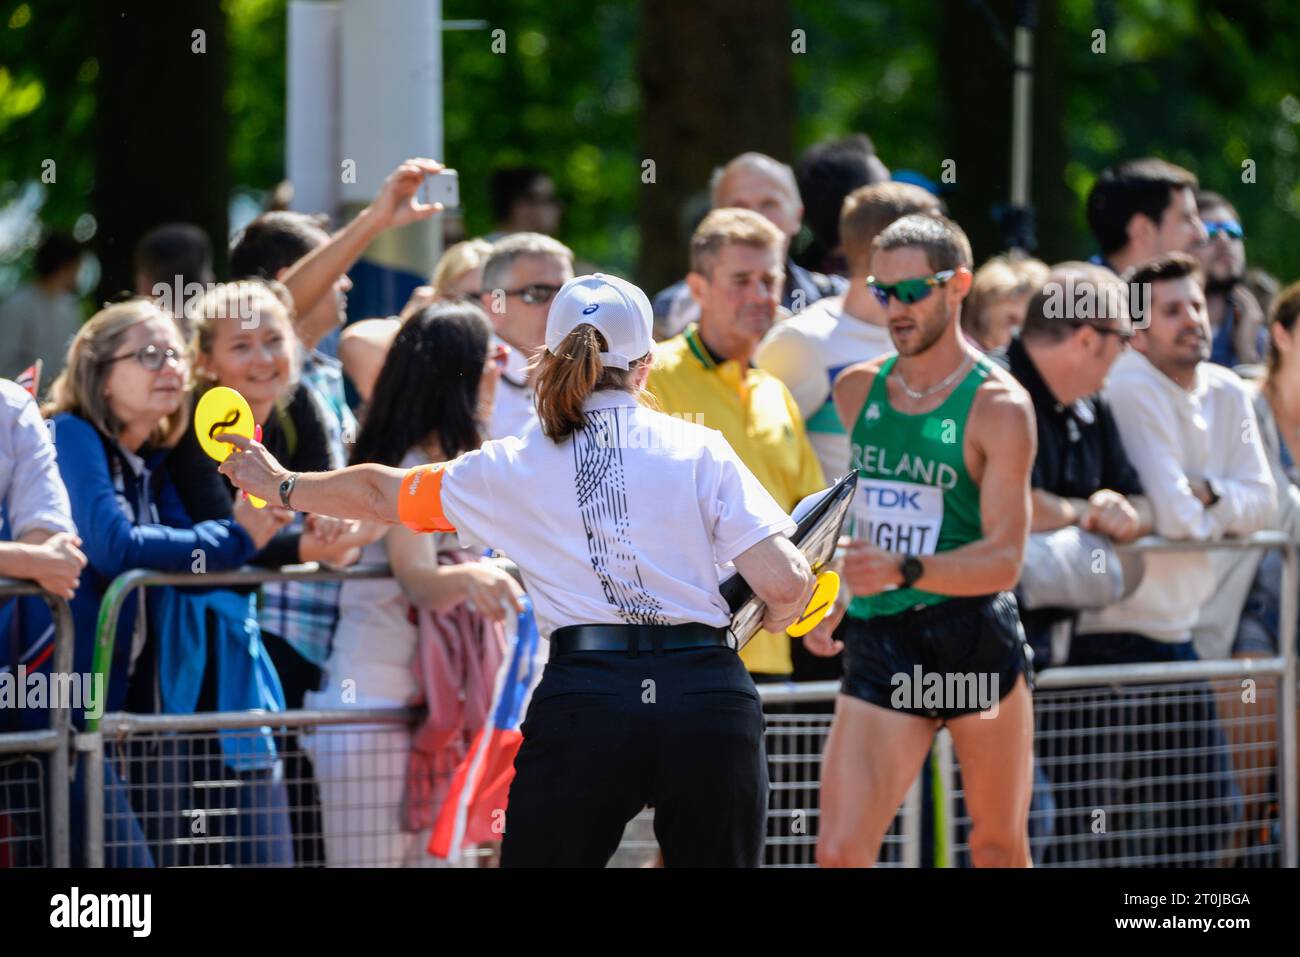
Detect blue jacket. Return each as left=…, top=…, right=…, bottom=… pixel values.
left=153, top=586, right=284, bottom=770
left=44, top=413, right=256, bottom=724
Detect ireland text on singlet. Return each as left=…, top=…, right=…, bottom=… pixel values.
left=848, top=354, right=990, bottom=620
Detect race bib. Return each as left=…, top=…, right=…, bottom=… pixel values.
left=850, top=477, right=943, bottom=556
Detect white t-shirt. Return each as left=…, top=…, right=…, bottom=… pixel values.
left=1078, top=351, right=1275, bottom=643
left=755, top=296, right=894, bottom=480
left=317, top=449, right=462, bottom=704
left=489, top=335, right=539, bottom=440
left=433, top=390, right=795, bottom=639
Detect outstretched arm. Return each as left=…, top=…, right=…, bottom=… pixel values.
left=218, top=433, right=405, bottom=525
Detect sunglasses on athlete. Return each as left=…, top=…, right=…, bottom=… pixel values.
left=866, top=270, right=956, bottom=307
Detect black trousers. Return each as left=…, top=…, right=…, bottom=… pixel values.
left=500, top=644, right=768, bottom=868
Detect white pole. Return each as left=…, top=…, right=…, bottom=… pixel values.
left=340, top=0, right=443, bottom=279
left=286, top=1, right=341, bottom=218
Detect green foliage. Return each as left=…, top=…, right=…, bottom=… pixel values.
left=441, top=1, right=640, bottom=272
left=2, top=0, right=1298, bottom=286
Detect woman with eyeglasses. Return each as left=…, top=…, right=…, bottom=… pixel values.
left=308, top=300, right=521, bottom=866
left=40, top=298, right=287, bottom=865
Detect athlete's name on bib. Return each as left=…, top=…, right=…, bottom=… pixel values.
left=851, top=443, right=959, bottom=491
left=852, top=478, right=944, bottom=555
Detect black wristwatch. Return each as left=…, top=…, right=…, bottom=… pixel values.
left=899, top=554, right=924, bottom=589
left=279, top=472, right=300, bottom=509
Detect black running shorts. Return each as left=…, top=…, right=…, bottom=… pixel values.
left=840, top=591, right=1031, bottom=721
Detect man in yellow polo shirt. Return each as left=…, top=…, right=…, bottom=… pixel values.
left=647, top=207, right=828, bottom=679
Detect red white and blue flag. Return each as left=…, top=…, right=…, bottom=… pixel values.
left=14, top=359, right=42, bottom=398
left=429, top=596, right=541, bottom=861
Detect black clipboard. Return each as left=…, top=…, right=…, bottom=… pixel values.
left=721, top=471, right=857, bottom=650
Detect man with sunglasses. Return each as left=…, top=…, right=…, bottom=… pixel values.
left=818, top=214, right=1038, bottom=868
left=1194, top=190, right=1268, bottom=368
left=478, top=232, right=575, bottom=439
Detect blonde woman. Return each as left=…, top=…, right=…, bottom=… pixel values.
left=166, top=280, right=362, bottom=572
left=338, top=239, right=494, bottom=405
left=961, top=254, right=1050, bottom=352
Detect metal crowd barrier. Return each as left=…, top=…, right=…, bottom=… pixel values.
left=0, top=578, right=75, bottom=867
left=63, top=531, right=1300, bottom=868
left=79, top=563, right=395, bottom=868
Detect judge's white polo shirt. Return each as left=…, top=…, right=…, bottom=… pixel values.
left=399, top=389, right=795, bottom=639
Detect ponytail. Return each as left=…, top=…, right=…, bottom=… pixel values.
left=533, top=324, right=649, bottom=441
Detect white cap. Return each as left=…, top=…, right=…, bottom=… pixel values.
left=544, top=273, right=654, bottom=370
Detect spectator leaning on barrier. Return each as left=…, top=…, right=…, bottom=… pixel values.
left=1193, top=190, right=1269, bottom=369
left=165, top=279, right=370, bottom=866
left=1075, top=253, right=1275, bottom=662
left=646, top=208, right=827, bottom=681
left=40, top=298, right=285, bottom=712
left=477, top=232, right=575, bottom=440
left=961, top=254, right=1050, bottom=353
left=997, top=262, right=1154, bottom=668
left=652, top=152, right=847, bottom=340
left=0, top=378, right=84, bottom=600
left=757, top=182, right=944, bottom=483
left=0, top=376, right=86, bottom=735
left=1199, top=280, right=1300, bottom=662
left=1085, top=157, right=1207, bottom=277
left=40, top=299, right=286, bottom=867
left=338, top=238, right=494, bottom=406
left=226, top=160, right=445, bottom=708
left=0, top=233, right=84, bottom=386
left=308, top=301, right=522, bottom=867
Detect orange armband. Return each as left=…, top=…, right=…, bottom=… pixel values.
left=398, top=463, right=457, bottom=534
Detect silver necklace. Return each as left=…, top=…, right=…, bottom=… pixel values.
left=894, top=356, right=972, bottom=401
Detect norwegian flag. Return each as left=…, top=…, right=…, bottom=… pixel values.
left=13, top=359, right=41, bottom=398
left=428, top=597, right=541, bottom=861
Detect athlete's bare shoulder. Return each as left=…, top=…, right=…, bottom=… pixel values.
left=969, top=360, right=1036, bottom=452
left=832, top=354, right=891, bottom=431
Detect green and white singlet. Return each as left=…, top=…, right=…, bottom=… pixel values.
left=847, top=353, right=991, bottom=620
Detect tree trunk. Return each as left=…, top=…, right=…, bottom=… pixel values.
left=93, top=1, right=229, bottom=300
left=939, top=0, right=1068, bottom=263
left=638, top=0, right=793, bottom=294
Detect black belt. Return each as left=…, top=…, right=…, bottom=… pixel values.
left=548, top=623, right=731, bottom=659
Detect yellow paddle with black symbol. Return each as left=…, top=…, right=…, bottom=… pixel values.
left=786, top=569, right=841, bottom=638
left=194, top=386, right=267, bottom=508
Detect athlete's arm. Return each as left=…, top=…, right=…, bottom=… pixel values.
left=218, top=433, right=406, bottom=525
left=921, top=384, right=1036, bottom=593
left=843, top=382, right=1036, bottom=596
